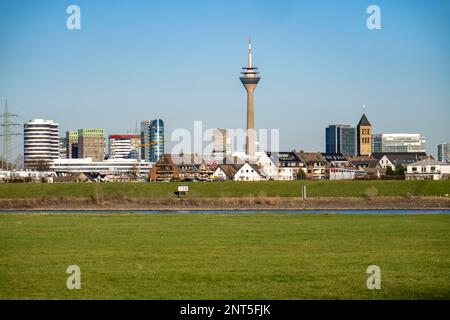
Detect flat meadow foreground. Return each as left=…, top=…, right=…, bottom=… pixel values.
left=0, top=213, right=449, bottom=299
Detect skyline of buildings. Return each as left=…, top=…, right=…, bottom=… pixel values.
left=3, top=37, right=448, bottom=169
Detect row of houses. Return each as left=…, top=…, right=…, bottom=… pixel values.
left=149, top=151, right=450, bottom=181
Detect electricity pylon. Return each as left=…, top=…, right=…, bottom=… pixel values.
left=0, top=100, right=22, bottom=170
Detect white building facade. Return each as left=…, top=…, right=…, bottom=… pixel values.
left=50, top=158, right=152, bottom=177
left=406, top=159, right=450, bottom=180
left=108, top=134, right=140, bottom=159
left=24, top=119, right=59, bottom=168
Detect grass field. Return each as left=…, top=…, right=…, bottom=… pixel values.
left=1, top=213, right=449, bottom=299
left=0, top=180, right=449, bottom=199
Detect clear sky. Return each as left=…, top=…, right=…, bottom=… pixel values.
left=1, top=0, right=449, bottom=158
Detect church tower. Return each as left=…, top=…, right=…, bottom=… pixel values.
left=357, top=114, right=372, bottom=156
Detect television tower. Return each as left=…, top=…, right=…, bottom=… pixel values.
left=240, top=37, right=261, bottom=158
left=0, top=100, right=22, bottom=170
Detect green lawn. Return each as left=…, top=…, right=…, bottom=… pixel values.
left=0, top=214, right=449, bottom=299
left=0, top=180, right=449, bottom=199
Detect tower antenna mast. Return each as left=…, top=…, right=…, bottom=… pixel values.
left=0, top=99, right=22, bottom=171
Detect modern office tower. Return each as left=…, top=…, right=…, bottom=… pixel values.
left=23, top=119, right=59, bottom=168
left=77, top=128, right=105, bottom=161
left=66, top=130, right=78, bottom=159
left=240, top=38, right=260, bottom=158
left=325, top=125, right=357, bottom=156
left=59, top=137, right=68, bottom=159
left=211, top=128, right=231, bottom=160
left=357, top=114, right=372, bottom=156
left=437, top=143, right=449, bottom=163
left=372, top=134, right=427, bottom=153
left=141, top=119, right=164, bottom=162
left=108, top=134, right=140, bottom=159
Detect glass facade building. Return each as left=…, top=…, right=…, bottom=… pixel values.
left=141, top=119, right=164, bottom=163
left=325, top=125, right=356, bottom=156
left=437, top=143, right=449, bottom=163
left=372, top=134, right=426, bottom=153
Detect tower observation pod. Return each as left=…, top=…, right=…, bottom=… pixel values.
left=240, top=37, right=261, bottom=158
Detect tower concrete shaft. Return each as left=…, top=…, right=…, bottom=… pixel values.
left=240, top=38, right=260, bottom=157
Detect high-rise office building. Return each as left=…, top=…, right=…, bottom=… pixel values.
left=357, top=114, right=372, bottom=156
left=66, top=130, right=78, bottom=159
left=372, top=133, right=427, bottom=153
left=23, top=119, right=59, bottom=168
left=212, top=128, right=231, bottom=160
left=77, top=128, right=105, bottom=161
left=437, top=143, right=450, bottom=163
left=240, top=38, right=260, bottom=157
left=59, top=137, right=67, bottom=159
left=141, top=119, right=164, bottom=162
left=108, top=134, right=140, bottom=159
left=325, top=125, right=356, bottom=155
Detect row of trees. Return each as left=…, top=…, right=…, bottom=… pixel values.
left=1, top=157, right=50, bottom=172
left=0, top=155, right=24, bottom=170
left=385, top=164, right=406, bottom=176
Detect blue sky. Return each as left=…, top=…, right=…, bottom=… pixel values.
left=1, top=0, right=449, bottom=157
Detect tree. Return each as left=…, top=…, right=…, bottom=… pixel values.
left=296, top=169, right=307, bottom=180
left=385, top=166, right=395, bottom=176
left=0, top=157, right=15, bottom=170
left=394, top=164, right=406, bottom=176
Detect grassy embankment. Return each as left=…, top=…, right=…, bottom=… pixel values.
left=0, top=180, right=449, bottom=199
left=0, top=214, right=449, bottom=299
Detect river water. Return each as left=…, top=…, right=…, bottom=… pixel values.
left=1, top=209, right=450, bottom=215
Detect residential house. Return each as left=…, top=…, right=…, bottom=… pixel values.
left=267, top=151, right=306, bottom=180
left=255, top=152, right=278, bottom=180
left=149, top=154, right=180, bottom=181
left=321, top=153, right=349, bottom=168
left=212, top=162, right=263, bottom=181
left=406, top=159, right=450, bottom=180
left=212, top=164, right=240, bottom=181
left=349, top=159, right=384, bottom=178
left=297, top=152, right=328, bottom=180
left=372, top=152, right=428, bottom=170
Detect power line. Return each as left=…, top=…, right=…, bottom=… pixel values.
left=0, top=99, right=22, bottom=170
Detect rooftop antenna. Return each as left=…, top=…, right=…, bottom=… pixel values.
left=248, top=37, right=252, bottom=68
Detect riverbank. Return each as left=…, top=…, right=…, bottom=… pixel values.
left=1, top=196, right=449, bottom=210
left=1, top=180, right=449, bottom=199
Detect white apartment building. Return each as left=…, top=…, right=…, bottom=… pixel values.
left=108, top=134, right=140, bottom=159
left=24, top=119, right=59, bottom=168
left=406, top=159, right=450, bottom=180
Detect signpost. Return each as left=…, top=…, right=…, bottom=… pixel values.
left=177, top=185, right=189, bottom=196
